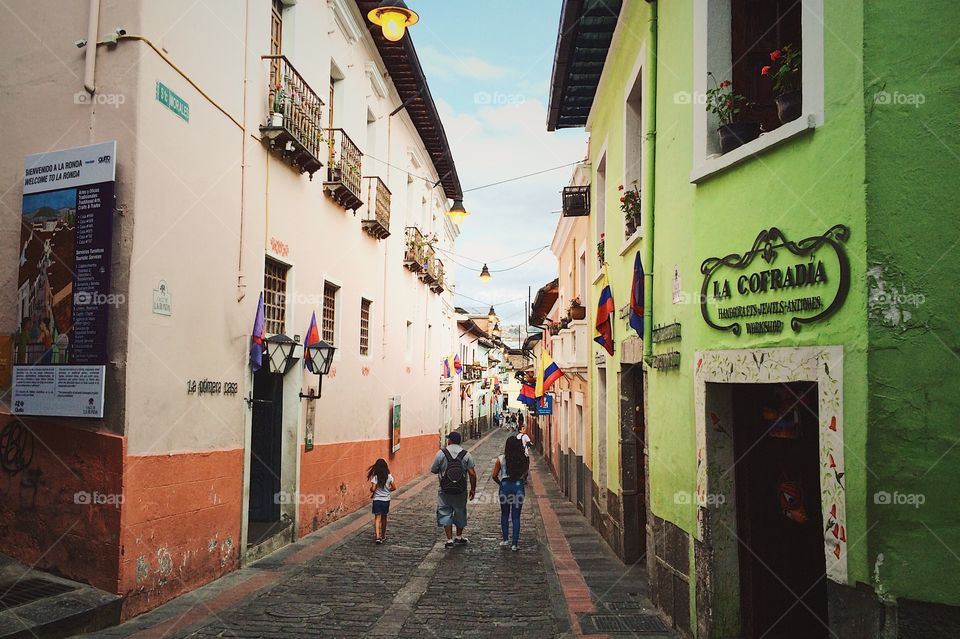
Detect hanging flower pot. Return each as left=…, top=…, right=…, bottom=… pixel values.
left=718, top=121, right=761, bottom=154
left=775, top=90, right=802, bottom=124
left=570, top=305, right=586, bottom=321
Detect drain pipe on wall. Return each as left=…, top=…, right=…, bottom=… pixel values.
left=83, top=0, right=101, bottom=94
left=642, top=1, right=658, bottom=367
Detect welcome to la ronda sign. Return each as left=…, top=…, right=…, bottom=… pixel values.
left=700, top=225, right=850, bottom=336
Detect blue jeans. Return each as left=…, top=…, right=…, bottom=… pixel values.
left=499, top=480, right=525, bottom=545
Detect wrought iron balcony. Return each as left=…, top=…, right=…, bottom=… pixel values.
left=324, top=128, right=364, bottom=211
left=430, top=259, right=446, bottom=294
left=259, top=55, right=325, bottom=178
left=403, top=227, right=425, bottom=273
left=361, top=176, right=391, bottom=239
left=562, top=185, right=590, bottom=217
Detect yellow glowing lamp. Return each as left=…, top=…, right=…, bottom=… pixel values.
left=446, top=199, right=469, bottom=225
left=367, top=1, right=419, bottom=43
left=479, top=264, right=492, bottom=283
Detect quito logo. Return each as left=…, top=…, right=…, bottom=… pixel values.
left=699, top=225, right=851, bottom=336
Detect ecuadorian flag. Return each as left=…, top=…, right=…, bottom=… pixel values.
left=535, top=350, right=563, bottom=397
left=594, top=272, right=615, bottom=355
left=303, top=311, right=322, bottom=374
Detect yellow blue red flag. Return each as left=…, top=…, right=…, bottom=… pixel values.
left=594, top=271, right=615, bottom=355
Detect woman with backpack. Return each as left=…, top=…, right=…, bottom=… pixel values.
left=491, top=436, right=530, bottom=551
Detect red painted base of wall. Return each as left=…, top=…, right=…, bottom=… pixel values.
left=298, top=433, right=439, bottom=536
left=119, top=448, right=243, bottom=619
left=0, top=418, right=124, bottom=593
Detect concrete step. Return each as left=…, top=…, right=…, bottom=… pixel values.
left=0, top=555, right=120, bottom=639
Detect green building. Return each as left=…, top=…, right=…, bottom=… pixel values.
left=547, top=0, right=959, bottom=636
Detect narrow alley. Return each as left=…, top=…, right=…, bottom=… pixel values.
left=81, top=432, right=673, bottom=639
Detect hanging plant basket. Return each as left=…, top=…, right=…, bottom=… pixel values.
left=570, top=305, right=586, bottom=320
left=718, top=122, right=760, bottom=154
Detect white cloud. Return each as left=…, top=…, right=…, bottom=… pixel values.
left=419, top=45, right=511, bottom=81
left=434, top=98, right=587, bottom=324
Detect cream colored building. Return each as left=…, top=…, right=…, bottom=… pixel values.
left=0, top=0, right=462, bottom=619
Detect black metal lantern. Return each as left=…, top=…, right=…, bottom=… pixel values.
left=264, top=334, right=299, bottom=374
left=304, top=340, right=336, bottom=376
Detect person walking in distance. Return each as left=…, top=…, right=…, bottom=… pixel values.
left=517, top=422, right=533, bottom=457
left=367, top=458, right=396, bottom=544
left=431, top=431, right=478, bottom=548
left=492, top=436, right=530, bottom=551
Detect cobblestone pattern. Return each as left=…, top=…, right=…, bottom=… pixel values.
left=131, top=431, right=568, bottom=638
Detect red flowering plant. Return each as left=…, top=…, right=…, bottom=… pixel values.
left=705, top=73, right=749, bottom=125
left=618, top=183, right=641, bottom=236
left=761, top=45, right=801, bottom=96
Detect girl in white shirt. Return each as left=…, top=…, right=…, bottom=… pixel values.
left=367, top=458, right=397, bottom=544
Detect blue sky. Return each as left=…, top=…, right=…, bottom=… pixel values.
left=406, top=1, right=587, bottom=335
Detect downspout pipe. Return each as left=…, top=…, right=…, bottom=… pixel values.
left=83, top=0, right=101, bottom=94
left=642, top=1, right=658, bottom=367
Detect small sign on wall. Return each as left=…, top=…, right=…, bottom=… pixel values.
left=390, top=396, right=401, bottom=453
left=305, top=389, right=316, bottom=451
left=153, top=280, right=172, bottom=315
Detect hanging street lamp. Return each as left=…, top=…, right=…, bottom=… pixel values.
left=300, top=339, right=337, bottom=400
left=479, top=264, right=492, bottom=283
left=446, top=199, right=470, bottom=225
left=488, top=306, right=497, bottom=325
left=366, top=1, right=419, bottom=42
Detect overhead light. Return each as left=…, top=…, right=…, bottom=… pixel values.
left=488, top=306, right=497, bottom=324
left=479, top=264, right=492, bottom=283
left=446, top=199, right=469, bottom=225
left=367, top=1, right=419, bottom=42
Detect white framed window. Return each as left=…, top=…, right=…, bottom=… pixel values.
left=622, top=49, right=644, bottom=244
left=594, top=149, right=607, bottom=274
left=691, top=0, right=824, bottom=182
left=322, top=281, right=340, bottom=346
left=263, top=258, right=289, bottom=335
left=359, top=298, right=372, bottom=356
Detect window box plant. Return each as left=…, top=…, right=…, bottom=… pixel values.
left=618, top=184, right=641, bottom=238
left=597, top=232, right=605, bottom=265
left=706, top=74, right=759, bottom=153
left=569, top=296, right=586, bottom=320
left=761, top=45, right=802, bottom=124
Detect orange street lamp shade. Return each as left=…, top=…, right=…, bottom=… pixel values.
left=447, top=199, right=469, bottom=225
left=479, top=264, right=492, bottom=283
left=367, top=1, right=419, bottom=42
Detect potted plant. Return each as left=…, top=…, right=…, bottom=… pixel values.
left=706, top=73, right=759, bottom=153
left=547, top=321, right=561, bottom=336
left=618, top=184, right=641, bottom=237
left=761, top=45, right=802, bottom=123
left=569, top=296, right=586, bottom=320
left=597, top=232, right=605, bottom=265
left=271, top=83, right=286, bottom=127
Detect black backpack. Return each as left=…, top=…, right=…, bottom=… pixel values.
left=439, top=448, right=468, bottom=495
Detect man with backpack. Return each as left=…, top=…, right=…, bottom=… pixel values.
left=430, top=431, right=478, bottom=548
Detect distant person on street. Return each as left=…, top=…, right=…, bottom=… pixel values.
left=492, top=436, right=530, bottom=551
left=367, top=458, right=396, bottom=544
left=431, top=431, right=477, bottom=548
left=517, top=423, right=533, bottom=457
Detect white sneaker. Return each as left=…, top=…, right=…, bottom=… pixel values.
left=511, top=545, right=518, bottom=552
left=499, top=540, right=511, bottom=547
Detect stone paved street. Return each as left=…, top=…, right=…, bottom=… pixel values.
left=81, top=431, right=677, bottom=639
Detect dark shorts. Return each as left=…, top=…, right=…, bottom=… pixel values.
left=372, top=500, right=390, bottom=515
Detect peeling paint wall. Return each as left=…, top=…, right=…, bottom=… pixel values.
left=864, top=0, right=960, bottom=607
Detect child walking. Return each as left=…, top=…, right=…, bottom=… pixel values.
left=367, top=458, right=396, bottom=544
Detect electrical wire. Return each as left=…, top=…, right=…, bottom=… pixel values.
left=453, top=292, right=527, bottom=307
left=434, top=244, right=549, bottom=266
left=443, top=246, right=550, bottom=273
left=462, top=161, right=583, bottom=193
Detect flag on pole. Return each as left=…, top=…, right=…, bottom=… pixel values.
left=594, top=271, right=615, bottom=355
left=303, top=311, right=321, bottom=373
left=535, top=349, right=563, bottom=398
left=453, top=353, right=463, bottom=374
left=518, top=383, right=537, bottom=407
left=629, top=252, right=645, bottom=338
left=250, top=293, right=266, bottom=371
left=447, top=355, right=457, bottom=377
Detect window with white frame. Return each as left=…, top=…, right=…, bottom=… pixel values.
left=623, top=62, right=643, bottom=239
left=692, top=0, right=824, bottom=180
left=322, top=281, right=339, bottom=345
left=359, top=298, right=372, bottom=356
left=595, top=152, right=607, bottom=270
left=263, top=258, right=288, bottom=335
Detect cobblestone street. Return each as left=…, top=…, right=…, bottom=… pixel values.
left=82, top=432, right=676, bottom=639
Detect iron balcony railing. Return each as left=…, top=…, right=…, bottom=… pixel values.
left=431, top=259, right=445, bottom=294
left=562, top=185, right=590, bottom=217
left=324, top=128, right=364, bottom=210
left=419, top=245, right=437, bottom=284
left=260, top=55, right=325, bottom=177
left=361, top=176, right=391, bottom=239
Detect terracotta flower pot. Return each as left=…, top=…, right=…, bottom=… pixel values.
left=718, top=122, right=761, bottom=154
left=775, top=91, right=802, bottom=123
left=570, top=305, right=586, bottom=320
